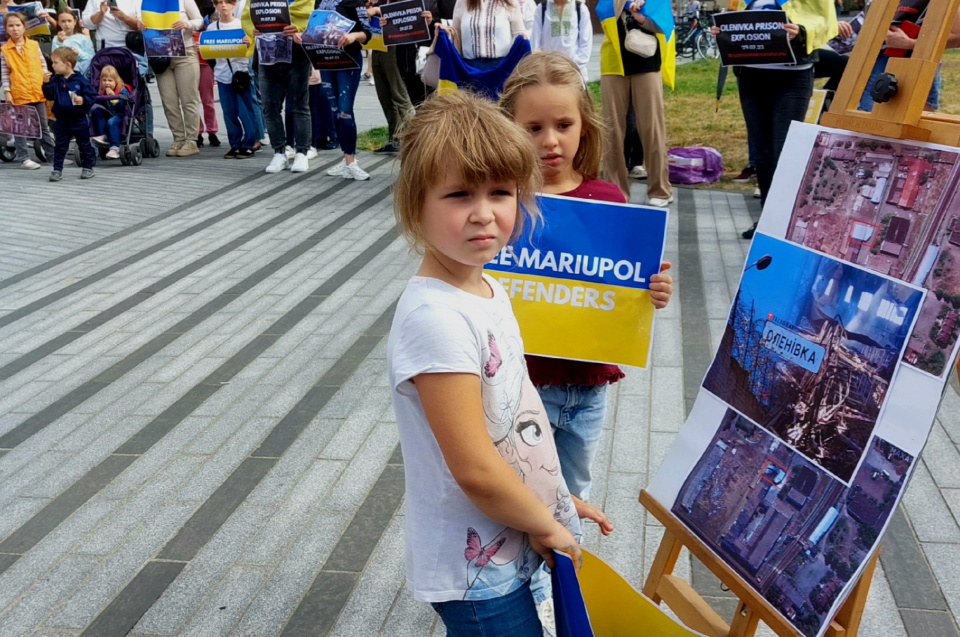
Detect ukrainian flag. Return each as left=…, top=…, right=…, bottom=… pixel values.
left=435, top=30, right=531, bottom=100
left=736, top=0, right=837, bottom=53
left=140, top=0, right=180, bottom=29
left=597, top=0, right=675, bottom=89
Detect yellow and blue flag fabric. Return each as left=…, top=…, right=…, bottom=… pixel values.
left=484, top=194, right=668, bottom=368
left=140, top=0, right=180, bottom=29
left=737, top=0, right=837, bottom=53
left=362, top=16, right=387, bottom=51
left=434, top=30, right=531, bottom=100
left=597, top=0, right=675, bottom=89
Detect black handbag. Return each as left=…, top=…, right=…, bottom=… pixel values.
left=231, top=68, right=251, bottom=92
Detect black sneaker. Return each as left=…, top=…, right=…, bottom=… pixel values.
left=374, top=141, right=400, bottom=154
left=741, top=222, right=758, bottom=240
left=197, top=134, right=204, bottom=148
left=236, top=148, right=255, bottom=159
left=49, top=170, right=62, bottom=182
left=224, top=147, right=240, bottom=159
left=208, top=133, right=221, bottom=147
left=732, top=165, right=756, bottom=183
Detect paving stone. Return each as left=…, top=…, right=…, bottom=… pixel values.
left=179, top=565, right=268, bottom=636
left=922, top=422, right=960, bottom=489
left=0, top=556, right=98, bottom=637
left=903, top=462, right=960, bottom=543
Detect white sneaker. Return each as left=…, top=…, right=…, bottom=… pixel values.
left=63, top=158, right=74, bottom=166
left=265, top=153, right=288, bottom=173
left=343, top=161, right=369, bottom=181
left=631, top=165, right=647, bottom=179
left=106, top=146, right=120, bottom=159
left=648, top=195, right=674, bottom=207
left=291, top=152, right=308, bottom=173
left=368, top=77, right=375, bottom=86
left=536, top=598, right=557, bottom=637
left=306, top=147, right=318, bottom=160
left=21, top=159, right=40, bottom=170
left=91, top=135, right=107, bottom=144
left=754, top=186, right=762, bottom=199
left=326, top=159, right=347, bottom=176
left=285, top=145, right=295, bottom=160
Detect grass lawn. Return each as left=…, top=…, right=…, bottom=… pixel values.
left=357, top=50, right=960, bottom=191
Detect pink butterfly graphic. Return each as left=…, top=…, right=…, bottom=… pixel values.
left=464, top=527, right=506, bottom=567
left=483, top=332, right=502, bottom=378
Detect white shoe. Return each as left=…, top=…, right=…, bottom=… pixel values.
left=326, top=159, right=347, bottom=176
left=285, top=145, right=295, bottom=160
left=21, top=159, right=40, bottom=170
left=536, top=598, right=557, bottom=637
left=343, top=161, right=369, bottom=181
left=63, top=158, right=74, bottom=166
left=368, top=77, right=375, bottom=86
left=291, top=152, right=308, bottom=173
left=265, top=153, right=288, bottom=173
left=753, top=186, right=761, bottom=199
left=631, top=165, right=647, bottom=179
left=91, top=135, right=107, bottom=144
left=307, top=146, right=318, bottom=160
left=648, top=196, right=674, bottom=207
left=106, top=146, right=120, bottom=159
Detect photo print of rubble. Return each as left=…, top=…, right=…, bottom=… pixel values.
left=672, top=410, right=912, bottom=637
left=785, top=131, right=960, bottom=378
left=702, top=234, right=924, bottom=482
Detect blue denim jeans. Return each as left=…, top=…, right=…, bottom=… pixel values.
left=218, top=82, right=258, bottom=150
left=431, top=580, right=542, bottom=637
left=537, top=383, right=609, bottom=501
left=92, top=108, right=123, bottom=147
left=321, top=68, right=361, bottom=155
left=859, top=54, right=942, bottom=111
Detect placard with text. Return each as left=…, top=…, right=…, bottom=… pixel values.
left=250, top=0, right=291, bottom=33
left=712, top=10, right=795, bottom=66
left=381, top=0, right=430, bottom=46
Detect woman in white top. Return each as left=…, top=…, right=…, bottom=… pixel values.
left=451, top=0, right=527, bottom=69
left=530, top=0, right=592, bottom=79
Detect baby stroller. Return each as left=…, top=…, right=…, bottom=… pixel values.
left=84, top=47, right=161, bottom=166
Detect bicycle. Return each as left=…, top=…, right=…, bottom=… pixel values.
left=674, top=11, right=718, bottom=59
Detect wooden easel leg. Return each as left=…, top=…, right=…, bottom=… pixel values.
left=642, top=528, right=684, bottom=604
left=729, top=601, right=761, bottom=637
left=826, top=551, right=880, bottom=637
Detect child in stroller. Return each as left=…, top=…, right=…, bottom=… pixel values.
left=85, top=46, right=160, bottom=165
left=91, top=65, right=130, bottom=159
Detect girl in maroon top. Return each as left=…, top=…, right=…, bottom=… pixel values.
left=500, top=51, right=674, bottom=504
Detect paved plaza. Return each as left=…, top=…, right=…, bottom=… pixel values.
left=1, top=87, right=960, bottom=637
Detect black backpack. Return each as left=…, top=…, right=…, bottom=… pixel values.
left=540, top=0, right=583, bottom=27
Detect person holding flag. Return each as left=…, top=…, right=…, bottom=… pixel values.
left=595, top=0, right=673, bottom=206
left=138, top=0, right=205, bottom=156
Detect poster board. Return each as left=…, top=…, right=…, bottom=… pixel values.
left=144, top=29, right=187, bottom=57
left=484, top=194, right=668, bottom=368
left=301, top=10, right=360, bottom=70
left=250, top=0, right=291, bottom=33
left=380, top=0, right=431, bottom=45
left=647, top=122, right=960, bottom=637
left=198, top=29, right=253, bottom=58
left=712, top=10, right=795, bottom=66
left=9, top=2, right=51, bottom=37
left=0, top=104, right=41, bottom=139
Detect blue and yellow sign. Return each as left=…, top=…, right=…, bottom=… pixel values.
left=198, top=30, right=254, bottom=59
left=485, top=195, right=668, bottom=368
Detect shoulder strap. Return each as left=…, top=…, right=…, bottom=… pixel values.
left=575, top=0, right=581, bottom=22
left=541, top=1, right=546, bottom=20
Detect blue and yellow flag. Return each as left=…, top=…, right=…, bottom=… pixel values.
left=737, top=0, right=837, bottom=53
left=597, top=0, right=675, bottom=89
left=140, top=0, right=180, bottom=30
left=434, top=30, right=531, bottom=100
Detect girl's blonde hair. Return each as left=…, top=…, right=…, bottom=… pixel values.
left=99, top=65, right=124, bottom=91
left=499, top=51, right=604, bottom=180
left=394, top=91, right=542, bottom=252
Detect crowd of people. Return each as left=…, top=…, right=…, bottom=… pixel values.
left=7, top=0, right=954, bottom=633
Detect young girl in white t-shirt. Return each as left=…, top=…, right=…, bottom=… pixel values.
left=388, top=91, right=613, bottom=636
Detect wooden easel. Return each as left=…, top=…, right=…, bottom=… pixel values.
left=640, top=0, right=960, bottom=632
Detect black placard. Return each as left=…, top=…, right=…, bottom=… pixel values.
left=381, top=0, right=430, bottom=46
left=250, top=0, right=291, bottom=33
left=712, top=10, right=795, bottom=66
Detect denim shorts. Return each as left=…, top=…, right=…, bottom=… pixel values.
left=430, top=580, right=542, bottom=637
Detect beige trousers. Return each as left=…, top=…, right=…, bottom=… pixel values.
left=157, top=47, right=202, bottom=144
left=600, top=71, right=672, bottom=201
